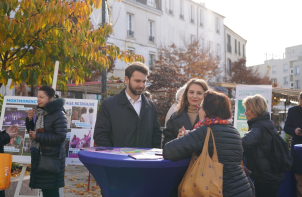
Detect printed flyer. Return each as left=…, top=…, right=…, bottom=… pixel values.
left=0, top=96, right=98, bottom=165
left=234, top=85, right=272, bottom=137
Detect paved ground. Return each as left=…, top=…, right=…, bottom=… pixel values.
left=6, top=165, right=101, bottom=197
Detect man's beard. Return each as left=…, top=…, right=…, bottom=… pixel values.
left=128, top=81, right=144, bottom=95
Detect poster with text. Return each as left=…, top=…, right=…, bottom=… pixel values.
left=0, top=96, right=98, bottom=165
left=234, top=85, right=272, bottom=137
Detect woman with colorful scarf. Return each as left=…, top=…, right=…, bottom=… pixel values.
left=26, top=86, right=67, bottom=197
left=163, top=90, right=253, bottom=197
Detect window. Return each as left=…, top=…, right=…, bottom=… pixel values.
left=149, top=54, right=155, bottom=70
left=179, top=1, right=184, bottom=19
left=284, top=77, right=289, bottom=85
left=295, top=66, right=300, bottom=75
left=215, top=17, right=220, bottom=33
left=235, top=39, right=237, bottom=54
left=272, top=78, right=277, bottom=84
left=190, top=5, right=195, bottom=23
left=243, top=44, right=245, bottom=57
left=227, top=59, right=232, bottom=74
left=168, top=0, right=173, bottom=15
left=128, top=47, right=135, bottom=54
left=238, top=41, right=241, bottom=56
left=190, top=35, right=195, bottom=44
left=127, top=14, right=134, bottom=37
left=283, top=64, right=288, bottom=72
left=148, top=21, right=154, bottom=42
left=216, top=44, right=220, bottom=59
left=295, top=80, right=300, bottom=89
left=199, top=9, right=204, bottom=27
left=272, top=66, right=277, bottom=74
left=227, top=34, right=231, bottom=53
left=147, top=0, right=155, bottom=8
left=208, top=41, right=213, bottom=52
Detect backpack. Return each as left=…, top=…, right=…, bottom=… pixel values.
left=266, top=128, right=293, bottom=173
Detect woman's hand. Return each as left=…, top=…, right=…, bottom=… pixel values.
left=295, top=128, right=302, bottom=136
left=177, top=126, right=187, bottom=139
left=27, top=109, right=35, bottom=121
left=29, top=130, right=37, bottom=139
left=6, top=125, right=18, bottom=138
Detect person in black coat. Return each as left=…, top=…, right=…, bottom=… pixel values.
left=163, top=78, right=209, bottom=146
left=284, top=92, right=302, bottom=197
left=242, top=94, right=284, bottom=197
left=163, top=90, right=253, bottom=197
left=94, top=62, right=162, bottom=148
left=0, top=125, right=18, bottom=197
left=26, top=86, right=67, bottom=197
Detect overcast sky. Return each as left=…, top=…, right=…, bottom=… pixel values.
left=198, top=0, right=302, bottom=66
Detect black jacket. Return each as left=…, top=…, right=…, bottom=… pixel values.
left=26, top=98, right=67, bottom=189
left=284, top=105, right=302, bottom=174
left=242, top=112, right=284, bottom=183
left=163, top=110, right=199, bottom=146
left=163, top=124, right=253, bottom=197
left=0, top=130, right=10, bottom=153
left=93, top=89, right=162, bottom=148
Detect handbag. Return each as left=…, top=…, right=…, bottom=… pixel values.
left=0, top=153, right=12, bottom=190
left=36, top=145, right=62, bottom=174
left=178, top=127, right=223, bottom=197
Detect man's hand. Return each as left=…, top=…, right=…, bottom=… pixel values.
left=27, top=109, right=35, bottom=121
left=29, top=130, right=37, bottom=139
left=6, top=125, right=18, bottom=138
left=295, top=128, right=302, bottom=136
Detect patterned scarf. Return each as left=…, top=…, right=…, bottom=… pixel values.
left=31, top=108, right=47, bottom=149
left=193, top=117, right=232, bottom=129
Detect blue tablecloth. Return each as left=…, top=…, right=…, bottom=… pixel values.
left=294, top=144, right=302, bottom=159
left=78, top=148, right=190, bottom=197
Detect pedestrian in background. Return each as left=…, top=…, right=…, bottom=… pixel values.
left=242, top=94, right=284, bottom=197
left=284, top=92, right=302, bottom=197
left=26, top=86, right=67, bottom=197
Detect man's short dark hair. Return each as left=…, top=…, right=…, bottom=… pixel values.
left=202, top=90, right=232, bottom=119
left=299, top=92, right=302, bottom=99
left=125, top=62, right=149, bottom=79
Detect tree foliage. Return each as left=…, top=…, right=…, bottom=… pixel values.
left=158, top=38, right=220, bottom=80
left=228, top=58, right=272, bottom=85
left=0, top=0, right=143, bottom=89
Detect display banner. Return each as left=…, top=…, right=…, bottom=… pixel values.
left=0, top=96, right=98, bottom=165
left=234, top=85, right=272, bottom=137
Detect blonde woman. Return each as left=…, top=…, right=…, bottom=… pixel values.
left=242, top=94, right=284, bottom=197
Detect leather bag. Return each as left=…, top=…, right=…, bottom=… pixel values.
left=36, top=146, right=62, bottom=174
left=0, top=153, right=12, bottom=190
left=178, top=127, right=223, bottom=197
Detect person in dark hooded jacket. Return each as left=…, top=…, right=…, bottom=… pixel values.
left=242, top=94, right=284, bottom=197
left=164, top=90, right=253, bottom=197
left=26, top=86, right=67, bottom=197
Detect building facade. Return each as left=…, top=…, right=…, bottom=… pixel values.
left=225, top=25, right=247, bottom=81
left=262, top=45, right=302, bottom=90
left=92, top=0, right=230, bottom=82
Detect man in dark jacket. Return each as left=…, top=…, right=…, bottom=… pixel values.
left=94, top=62, right=162, bottom=148
left=0, top=125, right=18, bottom=197
left=284, top=92, right=302, bottom=197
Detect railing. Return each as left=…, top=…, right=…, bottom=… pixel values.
left=200, top=22, right=203, bottom=27
left=216, top=29, right=219, bottom=33
left=283, top=69, right=288, bottom=72
left=191, top=18, right=194, bottom=23
left=295, top=86, right=300, bottom=89
left=127, top=30, right=134, bottom=37
left=180, top=14, right=184, bottom=19
left=149, top=36, right=155, bottom=42
left=169, top=9, right=173, bottom=15
left=227, top=44, right=232, bottom=53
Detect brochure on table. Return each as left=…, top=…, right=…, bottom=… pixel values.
left=234, top=85, right=272, bottom=137
left=0, top=96, right=98, bottom=165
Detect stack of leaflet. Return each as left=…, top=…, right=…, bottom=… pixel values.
left=121, top=148, right=163, bottom=160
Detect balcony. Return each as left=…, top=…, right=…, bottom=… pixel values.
left=191, top=18, right=194, bottom=23
left=127, top=30, right=134, bottom=37
left=168, top=9, right=173, bottom=15
left=149, top=36, right=155, bottom=42
left=180, top=14, right=184, bottom=20
left=227, top=44, right=232, bottom=53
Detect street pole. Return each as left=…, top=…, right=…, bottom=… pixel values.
left=101, top=0, right=107, bottom=101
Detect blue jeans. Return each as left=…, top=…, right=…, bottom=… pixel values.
left=42, top=189, right=59, bottom=197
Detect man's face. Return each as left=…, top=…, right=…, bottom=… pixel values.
left=125, top=71, right=147, bottom=95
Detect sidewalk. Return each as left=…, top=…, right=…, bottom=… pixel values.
left=5, top=165, right=101, bottom=197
